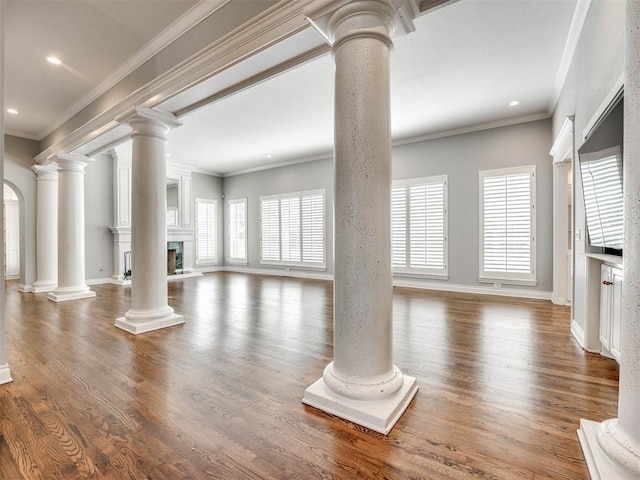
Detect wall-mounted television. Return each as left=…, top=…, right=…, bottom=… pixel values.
left=579, top=145, right=623, bottom=250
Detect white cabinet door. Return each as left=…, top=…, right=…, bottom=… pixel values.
left=610, top=267, right=623, bottom=362
left=600, top=264, right=612, bottom=352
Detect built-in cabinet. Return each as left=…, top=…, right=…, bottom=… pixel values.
left=599, top=263, right=623, bottom=362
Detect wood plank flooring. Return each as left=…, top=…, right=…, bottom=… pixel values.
left=0, top=273, right=619, bottom=479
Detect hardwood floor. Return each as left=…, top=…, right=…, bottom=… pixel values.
left=0, top=273, right=618, bottom=479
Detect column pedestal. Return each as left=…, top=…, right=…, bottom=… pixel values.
left=115, top=106, right=184, bottom=335
left=32, top=164, right=59, bottom=293
left=47, top=154, right=95, bottom=303
left=578, top=2, right=640, bottom=478
left=303, top=0, right=418, bottom=435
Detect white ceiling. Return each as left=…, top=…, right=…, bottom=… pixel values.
left=4, top=0, right=581, bottom=176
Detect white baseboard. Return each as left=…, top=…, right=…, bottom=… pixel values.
left=18, top=284, right=33, bottom=293
left=223, top=265, right=334, bottom=281
left=571, top=320, right=586, bottom=349
left=0, top=364, right=12, bottom=385
left=552, top=294, right=571, bottom=306
left=87, top=277, right=114, bottom=286
left=392, top=277, right=553, bottom=301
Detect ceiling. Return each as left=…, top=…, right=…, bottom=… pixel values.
left=4, top=0, right=582, bottom=176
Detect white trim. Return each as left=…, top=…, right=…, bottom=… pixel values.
left=4, top=129, right=40, bottom=141
left=0, top=364, right=12, bottom=385
left=224, top=153, right=333, bottom=177
left=478, top=276, right=537, bottom=287
left=549, top=0, right=592, bottom=113
left=550, top=116, right=575, bottom=162
left=571, top=319, right=586, bottom=348
left=18, top=284, right=33, bottom=293
left=87, top=277, right=114, bottom=286
left=223, top=265, right=333, bottom=281
left=37, top=0, right=232, bottom=141
left=582, top=72, right=624, bottom=143
left=392, top=113, right=551, bottom=149
left=392, top=277, right=552, bottom=300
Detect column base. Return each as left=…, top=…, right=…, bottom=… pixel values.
left=32, top=280, right=57, bottom=293
left=303, top=374, right=418, bottom=434
left=578, top=419, right=640, bottom=479
left=115, top=313, right=185, bottom=335
left=0, top=364, right=12, bottom=385
left=47, top=287, right=96, bottom=302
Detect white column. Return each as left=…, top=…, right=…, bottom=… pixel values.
left=47, top=154, right=96, bottom=302
left=31, top=164, right=59, bottom=293
left=115, top=106, right=184, bottom=335
left=0, top=0, right=12, bottom=385
left=303, top=0, right=418, bottom=435
left=578, top=3, right=640, bottom=478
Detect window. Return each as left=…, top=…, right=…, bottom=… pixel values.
left=195, top=198, right=217, bottom=265
left=167, top=207, right=178, bottom=226
left=260, top=189, right=325, bottom=268
left=228, top=198, right=247, bottom=264
left=392, top=176, right=448, bottom=277
left=479, top=166, right=536, bottom=285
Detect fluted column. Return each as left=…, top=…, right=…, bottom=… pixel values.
left=47, top=154, right=96, bottom=302
left=0, top=0, right=12, bottom=385
left=32, top=164, right=59, bottom=293
left=115, top=106, right=184, bottom=334
left=303, top=0, right=418, bottom=434
left=578, top=3, right=640, bottom=478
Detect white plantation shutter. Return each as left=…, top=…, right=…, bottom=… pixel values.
left=229, top=199, right=247, bottom=263
left=260, top=190, right=325, bottom=267
left=392, top=187, right=407, bottom=267
left=301, top=194, right=324, bottom=263
left=480, top=166, right=536, bottom=285
left=392, top=176, right=447, bottom=276
left=261, top=199, right=280, bottom=261
left=580, top=151, right=623, bottom=248
left=195, top=199, right=217, bottom=264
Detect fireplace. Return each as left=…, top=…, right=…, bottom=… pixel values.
left=167, top=241, right=183, bottom=275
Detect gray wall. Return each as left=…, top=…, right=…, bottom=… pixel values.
left=222, top=158, right=334, bottom=275
left=552, top=0, right=625, bottom=334
left=192, top=172, right=224, bottom=267
left=4, top=135, right=38, bottom=288
left=85, top=153, right=114, bottom=280
left=393, top=119, right=553, bottom=292
left=221, top=119, right=553, bottom=293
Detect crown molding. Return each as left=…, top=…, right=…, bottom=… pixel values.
left=548, top=0, right=592, bottom=113
left=35, top=0, right=232, bottom=142
left=4, top=129, right=40, bottom=142
left=35, top=0, right=320, bottom=165
left=223, top=152, right=333, bottom=177
left=391, top=112, right=552, bottom=148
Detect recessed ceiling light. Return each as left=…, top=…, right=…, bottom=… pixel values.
left=509, top=100, right=520, bottom=106
left=6, top=108, right=18, bottom=115
left=46, top=56, right=62, bottom=65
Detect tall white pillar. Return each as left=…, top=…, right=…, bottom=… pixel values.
left=0, top=0, right=12, bottom=385
left=578, top=3, right=640, bottom=478
left=32, top=164, right=59, bottom=293
left=115, top=106, right=184, bottom=335
left=47, top=154, right=96, bottom=302
left=303, top=0, right=418, bottom=435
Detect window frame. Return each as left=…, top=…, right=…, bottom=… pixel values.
left=259, top=189, right=326, bottom=270
left=392, top=175, right=448, bottom=279
left=195, top=197, right=218, bottom=266
left=478, top=165, right=537, bottom=286
left=228, top=197, right=248, bottom=265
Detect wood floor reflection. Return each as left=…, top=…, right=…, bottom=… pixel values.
left=0, top=273, right=618, bottom=479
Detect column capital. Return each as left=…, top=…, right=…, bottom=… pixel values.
left=51, top=153, right=93, bottom=174
left=306, top=0, right=418, bottom=47
left=31, top=163, right=59, bottom=182
left=116, top=106, right=182, bottom=142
